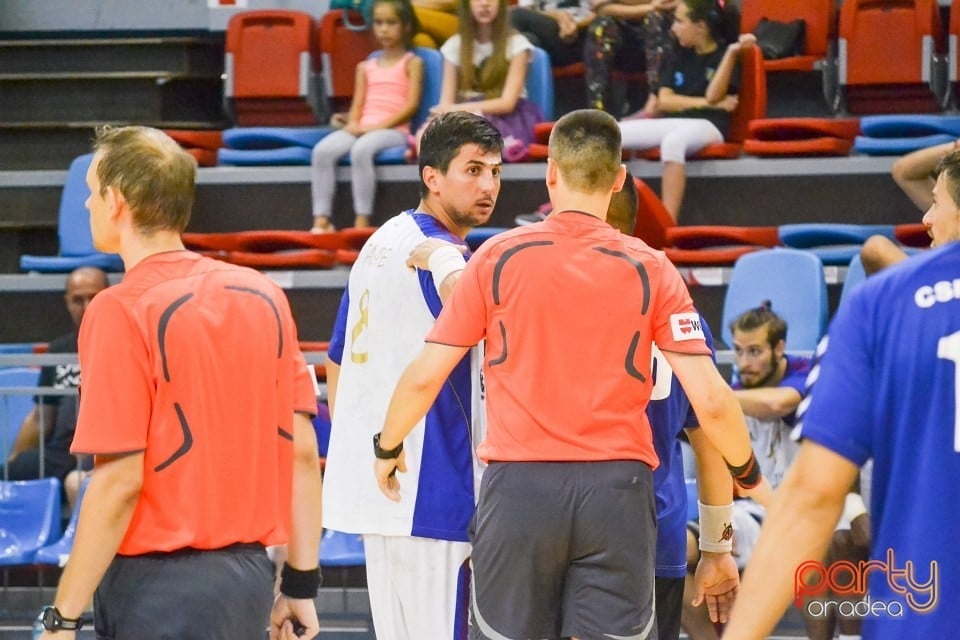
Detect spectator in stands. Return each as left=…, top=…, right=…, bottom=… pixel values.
left=584, top=0, right=680, bottom=117
left=37, top=126, right=322, bottom=640
left=421, top=0, right=543, bottom=160
left=322, top=112, right=502, bottom=639
left=0, top=267, right=107, bottom=484
left=860, top=138, right=960, bottom=274
left=682, top=302, right=812, bottom=640
left=618, top=0, right=752, bottom=221
left=509, top=0, right=594, bottom=69
left=374, top=109, right=765, bottom=640
left=413, top=0, right=459, bottom=48
left=312, top=0, right=424, bottom=232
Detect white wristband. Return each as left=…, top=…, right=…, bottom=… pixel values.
left=843, top=492, right=868, bottom=523
left=698, top=501, right=735, bottom=553
left=427, top=245, right=467, bottom=293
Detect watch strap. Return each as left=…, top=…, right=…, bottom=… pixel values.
left=373, top=433, right=403, bottom=459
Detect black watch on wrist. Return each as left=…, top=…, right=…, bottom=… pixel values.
left=41, top=605, right=84, bottom=632
left=373, top=432, right=403, bottom=459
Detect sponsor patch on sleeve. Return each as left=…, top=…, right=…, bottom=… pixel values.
left=670, top=313, right=705, bottom=342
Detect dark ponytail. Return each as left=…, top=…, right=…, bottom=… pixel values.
left=683, top=0, right=740, bottom=47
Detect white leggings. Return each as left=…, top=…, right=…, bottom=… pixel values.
left=618, top=117, right=723, bottom=164
left=310, top=127, right=409, bottom=219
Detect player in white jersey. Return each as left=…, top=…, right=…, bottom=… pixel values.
left=322, top=112, right=502, bottom=640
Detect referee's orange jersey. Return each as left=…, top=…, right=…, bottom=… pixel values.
left=72, top=251, right=317, bottom=555
left=427, top=211, right=710, bottom=467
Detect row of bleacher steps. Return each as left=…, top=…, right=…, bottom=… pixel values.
left=0, top=35, right=229, bottom=170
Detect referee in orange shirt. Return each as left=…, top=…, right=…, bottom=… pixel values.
left=36, top=126, right=323, bottom=640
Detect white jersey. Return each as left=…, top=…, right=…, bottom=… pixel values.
left=322, top=211, right=483, bottom=541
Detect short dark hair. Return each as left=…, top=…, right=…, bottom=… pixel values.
left=418, top=112, right=503, bottom=196
left=730, top=300, right=787, bottom=348
left=936, top=149, right=960, bottom=209
left=606, top=170, right=638, bottom=236
left=548, top=109, right=622, bottom=194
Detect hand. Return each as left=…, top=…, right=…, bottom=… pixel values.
left=429, top=103, right=453, bottom=116
left=652, top=0, right=679, bottom=10
left=588, top=0, right=610, bottom=11
left=344, top=122, right=365, bottom=137
left=716, top=95, right=739, bottom=112
left=738, top=476, right=773, bottom=507
left=270, top=594, right=320, bottom=640
left=330, top=112, right=348, bottom=128
left=406, top=238, right=467, bottom=271
left=374, top=450, right=408, bottom=502
left=729, top=33, right=756, bottom=53
left=556, top=12, right=578, bottom=40
left=691, top=551, right=740, bottom=623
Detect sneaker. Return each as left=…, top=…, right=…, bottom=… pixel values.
left=514, top=201, right=552, bottom=226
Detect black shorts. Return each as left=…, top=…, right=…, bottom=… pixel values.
left=94, top=543, right=274, bottom=640
left=469, top=460, right=657, bottom=640
left=655, top=576, right=684, bottom=640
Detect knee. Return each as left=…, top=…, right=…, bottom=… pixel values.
left=860, top=235, right=906, bottom=275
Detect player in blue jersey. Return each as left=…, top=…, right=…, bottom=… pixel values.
left=723, top=150, right=960, bottom=640
left=322, top=111, right=502, bottom=640
left=605, top=175, right=763, bottom=640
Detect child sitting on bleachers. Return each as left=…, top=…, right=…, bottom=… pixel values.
left=311, top=0, right=424, bottom=232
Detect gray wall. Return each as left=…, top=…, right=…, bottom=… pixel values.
left=0, top=0, right=330, bottom=32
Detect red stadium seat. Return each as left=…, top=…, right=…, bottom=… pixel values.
left=740, top=0, right=835, bottom=73
left=224, top=10, right=320, bottom=126
left=318, top=10, right=378, bottom=114
left=837, top=0, right=943, bottom=114
left=743, top=117, right=859, bottom=157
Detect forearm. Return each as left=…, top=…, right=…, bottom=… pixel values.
left=724, top=457, right=845, bottom=639
left=9, top=409, right=42, bottom=457
left=378, top=363, right=447, bottom=450
left=705, top=47, right=738, bottom=104
left=54, top=454, right=142, bottom=618
left=286, top=412, right=322, bottom=571
left=656, top=89, right=710, bottom=112
left=325, top=360, right=340, bottom=419
left=454, top=95, right=518, bottom=116
left=596, top=1, right=654, bottom=19
left=733, top=388, right=801, bottom=421
left=892, top=141, right=954, bottom=211
left=686, top=428, right=733, bottom=506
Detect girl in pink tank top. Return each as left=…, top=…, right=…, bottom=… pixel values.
left=311, top=0, right=425, bottom=232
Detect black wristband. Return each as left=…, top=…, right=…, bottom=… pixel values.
left=279, top=562, right=322, bottom=599
left=373, top=432, right=403, bottom=459
left=726, top=451, right=762, bottom=489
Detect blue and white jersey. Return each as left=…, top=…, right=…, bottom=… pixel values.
left=322, top=211, right=481, bottom=542
left=649, top=316, right=715, bottom=579
left=796, top=243, right=960, bottom=639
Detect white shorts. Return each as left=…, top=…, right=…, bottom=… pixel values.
left=363, top=534, right=471, bottom=640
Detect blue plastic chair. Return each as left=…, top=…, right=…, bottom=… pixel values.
left=685, top=478, right=698, bottom=522
left=319, top=529, right=365, bottom=567
left=721, top=248, right=828, bottom=351
left=0, top=367, right=40, bottom=465
left=839, top=252, right=868, bottom=308
left=35, top=476, right=89, bottom=567
left=465, top=226, right=509, bottom=250
left=20, top=154, right=124, bottom=273
left=0, top=478, right=63, bottom=565
left=526, top=46, right=554, bottom=122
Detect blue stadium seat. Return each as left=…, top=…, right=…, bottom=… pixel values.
left=19, top=154, right=124, bottom=273
left=526, top=46, right=554, bottom=122
left=0, top=478, right=62, bottom=566
left=319, top=529, right=365, bottom=567
left=0, top=367, right=40, bottom=464
left=35, top=476, right=89, bottom=567
left=465, top=226, right=509, bottom=250
left=839, top=253, right=868, bottom=308
left=721, top=248, right=828, bottom=351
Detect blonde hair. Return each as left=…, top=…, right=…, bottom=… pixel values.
left=93, top=126, right=196, bottom=233
left=457, top=0, right=511, bottom=99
